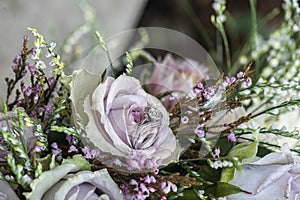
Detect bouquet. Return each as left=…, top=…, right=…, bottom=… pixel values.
left=1, top=0, right=300, bottom=199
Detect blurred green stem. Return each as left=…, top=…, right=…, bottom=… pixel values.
left=249, top=0, right=260, bottom=76
left=239, top=136, right=300, bottom=154
left=178, top=0, right=214, bottom=50
left=218, top=23, right=231, bottom=73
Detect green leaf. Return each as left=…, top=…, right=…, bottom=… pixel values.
left=36, top=154, right=52, bottom=171
left=175, top=189, right=202, bottom=200
left=227, top=140, right=258, bottom=161
left=216, top=182, right=251, bottom=197
left=220, top=140, right=258, bottom=182
left=220, top=167, right=235, bottom=183
left=62, top=154, right=91, bottom=171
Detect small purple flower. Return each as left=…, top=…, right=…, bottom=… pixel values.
left=66, top=135, right=76, bottom=145
left=28, top=65, right=37, bottom=76
left=161, top=181, right=177, bottom=194
left=17, top=99, right=26, bottom=107
left=194, top=124, right=205, bottom=139
left=213, top=147, right=221, bottom=158
left=142, top=175, right=156, bottom=184
left=140, top=183, right=150, bottom=197
left=130, top=179, right=139, bottom=185
left=33, top=95, right=39, bottom=104
left=23, top=35, right=29, bottom=42
left=197, top=81, right=204, bottom=89
left=68, top=145, right=78, bottom=153
left=11, top=65, right=19, bottom=72
left=44, top=105, right=54, bottom=114
left=122, top=174, right=159, bottom=200
left=203, top=86, right=215, bottom=100
left=227, top=132, right=237, bottom=143
left=13, top=55, right=22, bottom=65
left=169, top=92, right=179, bottom=101
left=224, top=76, right=236, bottom=87
left=20, top=82, right=26, bottom=94
left=126, top=151, right=162, bottom=171
left=237, top=71, right=244, bottom=79
left=32, top=145, right=43, bottom=153
left=181, top=116, right=189, bottom=124
left=48, top=77, right=56, bottom=87
left=81, top=146, right=99, bottom=160
left=193, top=87, right=202, bottom=94
left=21, top=69, right=27, bottom=77
left=26, top=87, right=34, bottom=96
left=51, top=142, right=62, bottom=157
left=242, top=77, right=252, bottom=88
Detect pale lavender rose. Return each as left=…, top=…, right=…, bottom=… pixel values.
left=0, top=172, right=20, bottom=200
left=147, top=54, right=208, bottom=111
left=0, top=111, right=37, bottom=162
left=228, top=143, right=300, bottom=199
left=24, top=155, right=124, bottom=200
left=70, top=69, right=182, bottom=172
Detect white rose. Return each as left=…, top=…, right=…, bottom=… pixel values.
left=24, top=155, right=124, bottom=200
left=228, top=143, right=300, bottom=199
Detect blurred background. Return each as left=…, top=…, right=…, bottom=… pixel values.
left=0, top=0, right=284, bottom=99
left=140, top=0, right=282, bottom=50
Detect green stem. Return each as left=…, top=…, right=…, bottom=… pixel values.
left=219, top=24, right=231, bottom=74
left=249, top=0, right=260, bottom=76
left=239, top=136, right=300, bottom=154
left=105, top=49, right=116, bottom=78
left=178, top=0, right=214, bottom=50
left=216, top=31, right=223, bottom=69
left=250, top=99, right=299, bottom=119
left=178, top=157, right=208, bottom=163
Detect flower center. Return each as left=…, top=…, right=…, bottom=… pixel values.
left=130, top=107, right=145, bottom=123
left=131, top=107, right=163, bottom=150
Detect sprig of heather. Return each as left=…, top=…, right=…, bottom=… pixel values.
left=0, top=104, right=44, bottom=190
left=115, top=169, right=201, bottom=200
left=5, top=36, right=33, bottom=110
left=48, top=113, right=99, bottom=163
left=5, top=28, right=67, bottom=124
left=233, top=125, right=300, bottom=141
left=170, top=63, right=253, bottom=137
left=229, top=125, right=300, bottom=155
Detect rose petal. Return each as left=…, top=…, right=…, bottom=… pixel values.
left=66, top=183, right=96, bottom=200
left=104, top=75, right=147, bottom=114
left=54, top=169, right=123, bottom=200
left=83, top=97, right=128, bottom=156
left=227, top=143, right=300, bottom=199
left=70, top=69, right=102, bottom=123
left=252, top=143, right=293, bottom=165
left=24, top=164, right=78, bottom=200
left=0, top=172, right=20, bottom=200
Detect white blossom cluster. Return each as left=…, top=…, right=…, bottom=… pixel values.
left=239, top=0, right=300, bottom=129
left=209, top=159, right=234, bottom=169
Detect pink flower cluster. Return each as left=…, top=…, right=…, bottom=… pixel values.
left=121, top=171, right=177, bottom=200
